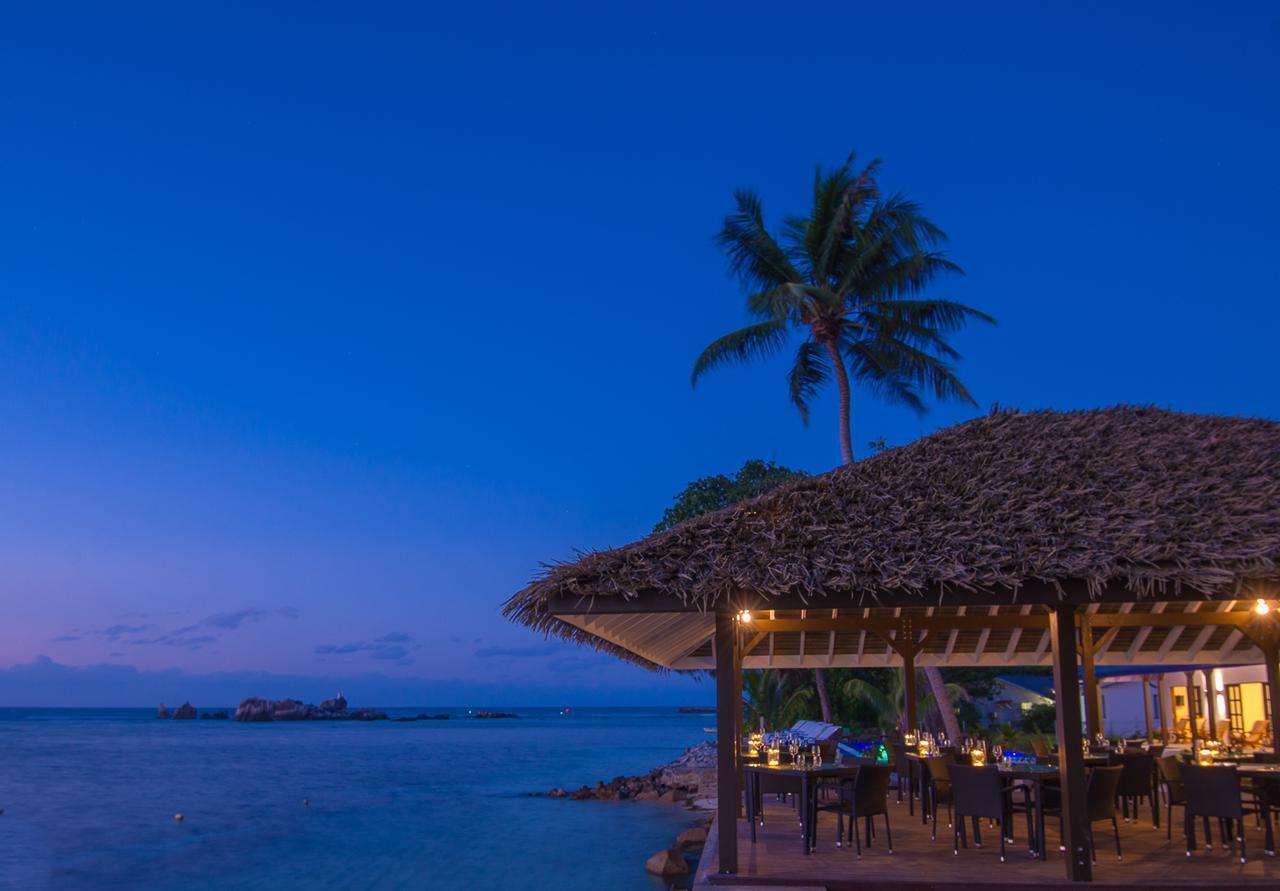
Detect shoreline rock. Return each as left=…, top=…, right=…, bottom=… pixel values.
left=173, top=702, right=198, bottom=720
left=532, top=741, right=716, bottom=804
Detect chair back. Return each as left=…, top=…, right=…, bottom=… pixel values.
left=1031, top=738, right=1051, bottom=758
left=925, top=754, right=953, bottom=785
left=1180, top=763, right=1243, bottom=819
left=948, top=765, right=1004, bottom=819
left=850, top=763, right=892, bottom=815
left=890, top=742, right=910, bottom=774
left=1111, top=752, right=1154, bottom=797
left=1085, top=765, right=1123, bottom=821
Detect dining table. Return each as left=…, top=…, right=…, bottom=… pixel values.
left=1225, top=762, right=1280, bottom=855
left=742, top=761, right=863, bottom=854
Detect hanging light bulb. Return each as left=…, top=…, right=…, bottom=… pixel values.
left=1256, top=598, right=1271, bottom=616
left=738, top=609, right=752, bottom=623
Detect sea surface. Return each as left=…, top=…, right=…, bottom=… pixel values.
left=0, top=707, right=711, bottom=890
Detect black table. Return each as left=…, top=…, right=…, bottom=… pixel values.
left=743, top=762, right=862, bottom=854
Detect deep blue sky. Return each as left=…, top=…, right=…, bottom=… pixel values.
left=1, top=3, right=1277, bottom=705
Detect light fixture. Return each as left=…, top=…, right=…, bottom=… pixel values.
left=1255, top=598, right=1271, bottom=616
left=738, top=609, right=752, bottom=623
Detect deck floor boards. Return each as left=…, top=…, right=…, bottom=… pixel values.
left=700, top=795, right=1280, bottom=890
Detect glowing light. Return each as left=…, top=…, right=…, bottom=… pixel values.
left=1256, top=598, right=1271, bottom=616
left=738, top=610, right=752, bottom=623
left=1216, top=692, right=1227, bottom=721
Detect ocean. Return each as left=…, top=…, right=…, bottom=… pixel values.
left=0, top=707, right=710, bottom=890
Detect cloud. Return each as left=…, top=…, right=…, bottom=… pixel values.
left=475, top=644, right=558, bottom=659
left=314, top=632, right=418, bottom=666
left=56, top=607, right=293, bottom=653
left=0, top=655, right=706, bottom=708
left=50, top=623, right=151, bottom=644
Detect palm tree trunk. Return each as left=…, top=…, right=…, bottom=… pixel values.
left=822, top=340, right=855, bottom=464
left=821, top=341, right=962, bottom=738
left=814, top=668, right=833, bottom=723
left=925, top=667, right=962, bottom=741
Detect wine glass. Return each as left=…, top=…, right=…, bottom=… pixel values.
left=992, top=743, right=1004, bottom=764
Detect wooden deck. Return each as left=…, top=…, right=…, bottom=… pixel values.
left=694, top=796, right=1280, bottom=890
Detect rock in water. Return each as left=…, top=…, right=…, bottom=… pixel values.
left=173, top=702, right=197, bottom=719
left=156, top=704, right=170, bottom=719
left=676, top=827, right=708, bottom=848
left=644, top=848, right=688, bottom=876
left=318, top=693, right=347, bottom=712
left=234, top=698, right=275, bottom=721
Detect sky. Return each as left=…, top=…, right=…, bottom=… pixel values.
left=1, top=2, right=1278, bottom=706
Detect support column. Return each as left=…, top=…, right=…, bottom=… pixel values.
left=1141, top=675, right=1153, bottom=741
left=714, top=609, right=738, bottom=874
left=903, top=645, right=918, bottom=734
left=1205, top=670, right=1219, bottom=741
left=1185, top=670, right=1199, bottom=754
left=733, top=621, right=744, bottom=816
left=1049, top=604, right=1092, bottom=882
left=1155, top=673, right=1168, bottom=742
left=1079, top=613, right=1102, bottom=741
left=1265, top=646, right=1280, bottom=756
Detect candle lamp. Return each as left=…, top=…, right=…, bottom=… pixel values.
left=969, top=745, right=987, bottom=766
left=766, top=746, right=781, bottom=767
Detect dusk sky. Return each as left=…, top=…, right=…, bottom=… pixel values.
left=2, top=3, right=1277, bottom=705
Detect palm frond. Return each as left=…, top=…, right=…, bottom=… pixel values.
left=787, top=340, right=830, bottom=424
left=717, top=190, right=803, bottom=292
left=692, top=319, right=789, bottom=386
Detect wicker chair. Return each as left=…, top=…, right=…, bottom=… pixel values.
left=1180, top=763, right=1269, bottom=863
left=816, top=763, right=894, bottom=857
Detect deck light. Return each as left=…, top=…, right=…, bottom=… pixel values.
left=738, top=609, right=752, bottom=623
left=1255, top=598, right=1271, bottom=616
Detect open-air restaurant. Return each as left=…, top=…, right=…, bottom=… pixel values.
left=505, top=408, right=1280, bottom=886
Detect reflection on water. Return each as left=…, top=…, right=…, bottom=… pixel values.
left=0, top=707, right=706, bottom=890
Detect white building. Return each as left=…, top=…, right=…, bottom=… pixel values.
left=1098, top=664, right=1272, bottom=742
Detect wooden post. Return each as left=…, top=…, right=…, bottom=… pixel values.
left=1155, top=673, right=1168, bottom=742
left=1141, top=675, right=1153, bottom=740
left=714, top=609, right=738, bottom=874
left=1265, top=645, right=1280, bottom=756
left=906, top=642, right=916, bottom=732
left=1185, top=670, right=1198, bottom=754
left=1079, top=613, right=1102, bottom=740
left=1049, top=604, right=1092, bottom=882
left=1205, top=669, right=1219, bottom=741
left=733, top=621, right=744, bottom=816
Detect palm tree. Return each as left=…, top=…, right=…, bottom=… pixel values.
left=844, top=669, right=969, bottom=735
left=693, top=151, right=992, bottom=738
left=742, top=669, right=813, bottom=732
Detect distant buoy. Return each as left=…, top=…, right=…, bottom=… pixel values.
left=173, top=813, right=184, bottom=823
left=303, top=799, right=309, bottom=807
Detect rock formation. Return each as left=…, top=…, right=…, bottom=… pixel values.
left=232, top=696, right=387, bottom=722
left=173, top=702, right=197, bottom=719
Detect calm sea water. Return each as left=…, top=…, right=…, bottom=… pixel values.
left=0, top=707, right=710, bottom=890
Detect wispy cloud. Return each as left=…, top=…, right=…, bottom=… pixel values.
left=54, top=607, right=295, bottom=653
left=314, top=632, right=420, bottom=666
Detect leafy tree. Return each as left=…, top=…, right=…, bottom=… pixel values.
left=843, top=669, right=969, bottom=735
left=1019, top=702, right=1057, bottom=735
left=692, top=150, right=993, bottom=736
left=742, top=669, right=813, bottom=732
left=654, top=459, right=805, bottom=533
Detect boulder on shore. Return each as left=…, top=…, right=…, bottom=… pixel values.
left=173, top=702, right=198, bottom=719
left=156, top=704, right=169, bottom=719
left=676, top=827, right=708, bottom=848
left=644, top=848, right=689, bottom=876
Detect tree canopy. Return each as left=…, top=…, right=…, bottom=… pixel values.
left=653, top=459, right=805, bottom=532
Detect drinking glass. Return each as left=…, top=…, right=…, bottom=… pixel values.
left=992, top=744, right=1003, bottom=762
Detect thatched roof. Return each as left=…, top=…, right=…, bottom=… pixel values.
left=504, top=407, right=1280, bottom=667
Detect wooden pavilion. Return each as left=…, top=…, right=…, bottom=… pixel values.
left=505, top=407, right=1280, bottom=883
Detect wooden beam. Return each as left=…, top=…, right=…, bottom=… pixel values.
left=714, top=610, right=738, bottom=875
left=1126, top=601, right=1166, bottom=660
left=1049, top=604, right=1092, bottom=882
left=903, top=645, right=918, bottom=733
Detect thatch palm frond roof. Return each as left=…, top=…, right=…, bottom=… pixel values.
left=504, top=407, right=1280, bottom=668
